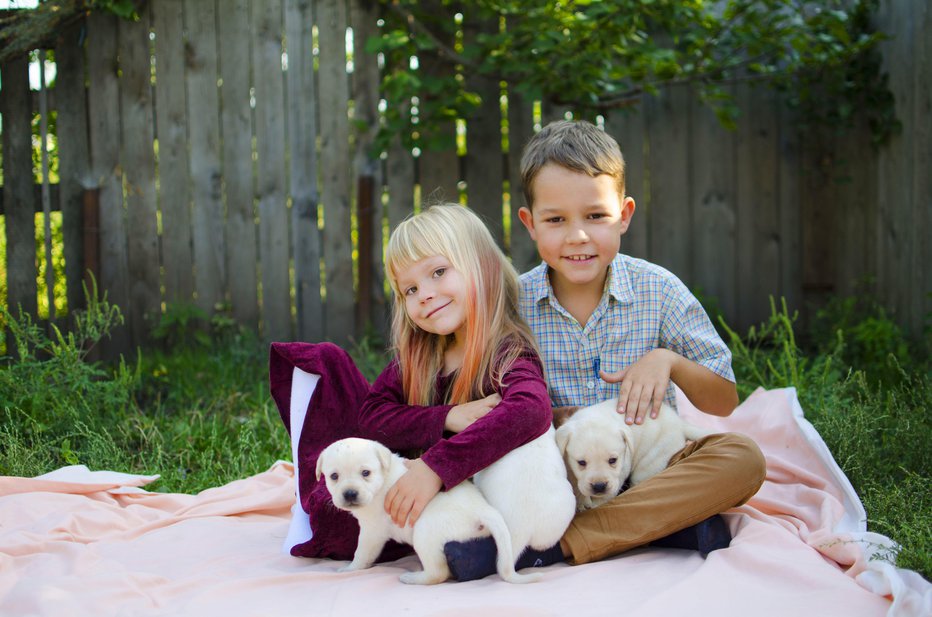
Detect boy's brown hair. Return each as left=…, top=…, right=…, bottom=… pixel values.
left=519, top=120, right=626, bottom=208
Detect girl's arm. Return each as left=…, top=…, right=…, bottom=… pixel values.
left=356, top=359, right=452, bottom=450
left=420, top=352, right=552, bottom=490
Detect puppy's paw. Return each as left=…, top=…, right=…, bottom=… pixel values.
left=400, top=571, right=445, bottom=585
left=338, top=562, right=364, bottom=573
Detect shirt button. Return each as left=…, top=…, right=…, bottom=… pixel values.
left=586, top=381, right=595, bottom=389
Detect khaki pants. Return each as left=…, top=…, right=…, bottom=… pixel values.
left=561, top=432, right=766, bottom=564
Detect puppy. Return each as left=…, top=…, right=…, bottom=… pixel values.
left=316, top=437, right=539, bottom=585
left=472, top=425, right=576, bottom=564
left=555, top=399, right=710, bottom=511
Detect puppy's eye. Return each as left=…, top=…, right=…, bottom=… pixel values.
left=329, top=472, right=339, bottom=481
left=576, top=460, right=587, bottom=469
left=361, top=469, right=371, bottom=477
left=608, top=457, right=617, bottom=466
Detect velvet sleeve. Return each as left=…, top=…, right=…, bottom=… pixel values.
left=421, top=352, right=552, bottom=490
left=356, top=358, right=452, bottom=451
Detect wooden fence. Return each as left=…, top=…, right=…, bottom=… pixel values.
left=1, top=0, right=929, bottom=359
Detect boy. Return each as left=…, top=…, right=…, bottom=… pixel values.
left=444, top=120, right=765, bottom=578
left=515, top=119, right=766, bottom=564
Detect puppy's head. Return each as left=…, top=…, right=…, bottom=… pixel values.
left=555, top=412, right=633, bottom=510
left=315, top=438, right=393, bottom=511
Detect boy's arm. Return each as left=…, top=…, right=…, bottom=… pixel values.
left=600, top=348, right=738, bottom=423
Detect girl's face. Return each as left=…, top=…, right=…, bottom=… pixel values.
left=395, top=254, right=469, bottom=342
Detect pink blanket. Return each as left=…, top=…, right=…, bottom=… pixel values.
left=1, top=388, right=928, bottom=616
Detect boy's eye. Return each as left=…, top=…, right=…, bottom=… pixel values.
left=545, top=216, right=564, bottom=224
left=576, top=460, right=587, bottom=468
left=608, top=457, right=617, bottom=466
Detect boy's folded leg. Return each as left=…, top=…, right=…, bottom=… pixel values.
left=515, top=541, right=566, bottom=569
left=648, top=513, right=732, bottom=556
left=561, top=432, right=765, bottom=565
left=443, top=537, right=498, bottom=581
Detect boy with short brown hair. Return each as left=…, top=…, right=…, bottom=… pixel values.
left=516, top=119, right=765, bottom=564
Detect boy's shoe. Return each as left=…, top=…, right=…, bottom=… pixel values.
left=515, top=542, right=565, bottom=569
left=649, top=514, right=732, bottom=556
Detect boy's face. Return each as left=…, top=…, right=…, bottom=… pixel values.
left=518, top=163, right=635, bottom=295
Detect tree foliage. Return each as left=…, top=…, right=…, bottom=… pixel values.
left=369, top=0, right=897, bottom=151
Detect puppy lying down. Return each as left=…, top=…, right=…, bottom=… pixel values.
left=555, top=399, right=711, bottom=511
left=316, top=437, right=539, bottom=585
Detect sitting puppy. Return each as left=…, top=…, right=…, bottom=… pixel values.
left=555, top=399, right=710, bottom=511
left=316, top=437, right=539, bottom=585
left=472, top=425, right=576, bottom=564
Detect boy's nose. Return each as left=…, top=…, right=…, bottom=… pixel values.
left=567, top=226, right=589, bottom=243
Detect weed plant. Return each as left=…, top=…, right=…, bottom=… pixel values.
left=1, top=291, right=928, bottom=579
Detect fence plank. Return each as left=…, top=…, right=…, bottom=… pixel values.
left=217, top=0, right=259, bottom=330
left=386, top=130, right=416, bottom=232
left=604, top=106, right=648, bottom=261
left=351, top=0, right=388, bottom=339
left=87, top=13, right=132, bottom=356
left=152, top=0, right=195, bottom=306
left=252, top=0, right=291, bottom=342
left=645, top=86, right=692, bottom=284
left=690, top=94, right=737, bottom=321
left=463, top=14, right=504, bottom=246
left=119, top=11, right=161, bottom=345
left=736, top=84, right=781, bottom=331
left=777, top=103, right=802, bottom=320
left=285, top=0, right=322, bottom=342
left=185, top=0, right=226, bottom=317
left=914, top=1, right=932, bottom=336
left=55, top=21, right=90, bottom=316
left=416, top=4, right=459, bottom=204
left=1, top=55, right=38, bottom=330
left=506, top=87, right=536, bottom=273
left=316, top=0, right=354, bottom=345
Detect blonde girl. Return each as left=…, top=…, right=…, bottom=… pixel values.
left=271, top=204, right=552, bottom=575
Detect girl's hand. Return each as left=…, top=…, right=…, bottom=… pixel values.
left=384, top=458, right=442, bottom=528
left=599, top=348, right=676, bottom=425
left=444, top=393, right=501, bottom=433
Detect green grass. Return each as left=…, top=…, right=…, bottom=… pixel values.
left=1, top=291, right=929, bottom=580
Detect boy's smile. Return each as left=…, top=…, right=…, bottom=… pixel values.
left=519, top=163, right=635, bottom=301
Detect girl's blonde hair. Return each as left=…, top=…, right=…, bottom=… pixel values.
left=385, top=204, right=537, bottom=406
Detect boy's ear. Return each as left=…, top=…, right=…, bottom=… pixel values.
left=618, top=196, right=636, bottom=234
left=517, top=206, right=537, bottom=241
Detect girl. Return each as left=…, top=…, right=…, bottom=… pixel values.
left=270, top=204, right=554, bottom=575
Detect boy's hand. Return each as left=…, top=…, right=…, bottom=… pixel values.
left=384, top=458, right=442, bottom=528
left=599, top=348, right=675, bottom=425
left=445, top=393, right=501, bottom=433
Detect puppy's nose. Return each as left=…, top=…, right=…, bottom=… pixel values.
left=590, top=481, right=608, bottom=495
left=343, top=489, right=358, bottom=503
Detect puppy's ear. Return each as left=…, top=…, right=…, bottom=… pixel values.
left=315, top=450, right=326, bottom=481
left=555, top=424, right=573, bottom=456
left=620, top=427, right=633, bottom=452
left=375, top=442, right=392, bottom=473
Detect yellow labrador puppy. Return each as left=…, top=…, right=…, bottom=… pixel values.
left=472, top=425, right=576, bottom=564
left=316, top=437, right=539, bottom=585
left=555, top=399, right=710, bottom=511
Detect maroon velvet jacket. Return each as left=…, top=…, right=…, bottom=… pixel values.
left=357, top=350, right=553, bottom=490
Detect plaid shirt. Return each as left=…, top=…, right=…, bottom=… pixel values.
left=518, top=253, right=734, bottom=408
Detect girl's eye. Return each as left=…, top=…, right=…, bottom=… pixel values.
left=329, top=472, right=339, bottom=481
left=404, top=286, right=417, bottom=296
left=433, top=267, right=446, bottom=278
left=361, top=469, right=371, bottom=477
left=608, top=457, right=617, bottom=466
left=576, top=460, right=587, bottom=468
